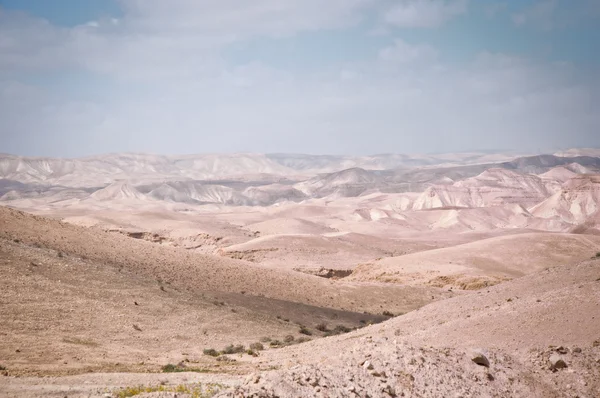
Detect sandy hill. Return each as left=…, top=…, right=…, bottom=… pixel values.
left=242, top=184, right=307, bottom=205
left=295, top=167, right=383, bottom=198
left=531, top=174, right=600, bottom=225
left=220, top=230, right=437, bottom=273
left=348, top=232, right=600, bottom=288
left=412, top=168, right=550, bottom=210
left=244, top=217, right=335, bottom=236
left=539, top=166, right=579, bottom=183
left=399, top=204, right=539, bottom=232
left=0, top=206, right=448, bottom=315
left=0, top=236, right=299, bottom=377
left=143, top=181, right=252, bottom=205
left=502, top=154, right=600, bottom=174
left=89, top=181, right=148, bottom=201
left=220, top=256, right=600, bottom=397
left=147, top=183, right=197, bottom=204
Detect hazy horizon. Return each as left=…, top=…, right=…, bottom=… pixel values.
left=1, top=0, right=599, bottom=157
left=3, top=145, right=599, bottom=160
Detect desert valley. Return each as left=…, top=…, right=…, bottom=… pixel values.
left=0, top=148, right=599, bottom=397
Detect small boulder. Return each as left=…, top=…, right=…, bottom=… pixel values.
left=549, top=354, right=567, bottom=371
left=470, top=349, right=490, bottom=367
left=556, top=346, right=568, bottom=354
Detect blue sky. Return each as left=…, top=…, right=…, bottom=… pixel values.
left=0, top=0, right=598, bottom=157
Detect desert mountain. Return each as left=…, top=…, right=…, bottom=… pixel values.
left=90, top=181, right=148, bottom=201
left=0, top=152, right=529, bottom=188
left=412, top=168, right=551, bottom=210
left=531, top=174, right=600, bottom=225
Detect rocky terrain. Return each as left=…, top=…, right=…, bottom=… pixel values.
left=1, top=149, right=600, bottom=397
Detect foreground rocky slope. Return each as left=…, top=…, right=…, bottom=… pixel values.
left=217, top=256, right=600, bottom=397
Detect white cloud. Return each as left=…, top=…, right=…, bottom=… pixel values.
left=384, top=0, right=468, bottom=28
left=378, top=39, right=438, bottom=64
left=0, top=1, right=598, bottom=156
left=511, top=0, right=558, bottom=31
left=118, top=0, right=376, bottom=36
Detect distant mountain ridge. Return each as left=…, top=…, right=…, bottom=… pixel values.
left=1, top=151, right=600, bottom=210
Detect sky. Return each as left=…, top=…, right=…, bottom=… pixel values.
left=0, top=0, right=599, bottom=157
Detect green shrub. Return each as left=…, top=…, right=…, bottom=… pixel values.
left=249, top=342, right=264, bottom=351
left=324, top=324, right=354, bottom=337
left=221, top=344, right=245, bottom=355
left=334, top=325, right=352, bottom=334
left=269, top=340, right=282, bottom=347
left=203, top=348, right=219, bottom=357
left=315, top=323, right=328, bottom=332
left=299, top=326, right=312, bottom=336
left=161, top=364, right=177, bottom=372
left=161, top=364, right=211, bottom=373
left=296, top=337, right=311, bottom=344
left=284, top=335, right=295, bottom=343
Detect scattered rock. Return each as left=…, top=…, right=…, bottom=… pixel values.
left=549, top=354, right=567, bottom=371
left=555, top=346, right=568, bottom=354
left=383, top=385, right=396, bottom=396
left=470, top=349, right=490, bottom=367
left=573, top=347, right=582, bottom=354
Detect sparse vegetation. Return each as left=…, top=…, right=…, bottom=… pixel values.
left=595, top=252, right=600, bottom=258
left=161, top=364, right=177, bottom=372
left=269, top=339, right=282, bottom=347
left=62, top=337, right=99, bottom=347
left=315, top=323, right=329, bottom=332
left=57, top=251, right=64, bottom=258
left=132, top=324, right=142, bottom=331
left=324, top=324, right=353, bottom=337
left=260, top=337, right=272, bottom=343
left=203, top=348, right=219, bottom=357
left=382, top=310, right=394, bottom=317
left=334, top=325, right=352, bottom=333
left=221, top=344, right=245, bottom=355
left=0, top=365, right=6, bottom=371
left=250, top=342, right=264, bottom=351
left=284, top=335, right=295, bottom=343
left=115, top=383, right=223, bottom=398
left=299, top=326, right=312, bottom=335
left=161, top=364, right=211, bottom=373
